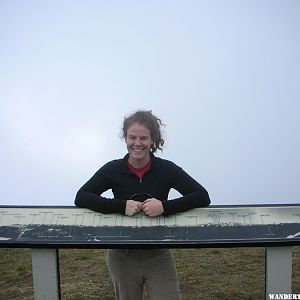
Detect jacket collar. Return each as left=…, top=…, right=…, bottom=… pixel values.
left=122, top=152, right=160, bottom=173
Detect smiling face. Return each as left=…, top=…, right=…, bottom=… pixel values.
left=125, top=122, right=153, bottom=168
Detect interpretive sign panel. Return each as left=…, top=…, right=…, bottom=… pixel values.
left=0, top=205, right=299, bottom=248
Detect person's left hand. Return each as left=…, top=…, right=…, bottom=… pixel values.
left=142, top=198, right=164, bottom=217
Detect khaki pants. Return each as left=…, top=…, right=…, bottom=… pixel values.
left=107, top=249, right=182, bottom=300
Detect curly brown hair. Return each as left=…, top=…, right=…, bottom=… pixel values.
left=122, top=110, right=165, bottom=153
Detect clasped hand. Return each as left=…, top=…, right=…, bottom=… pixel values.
left=125, top=198, right=164, bottom=217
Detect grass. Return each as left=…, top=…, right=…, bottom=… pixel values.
left=0, top=247, right=300, bottom=299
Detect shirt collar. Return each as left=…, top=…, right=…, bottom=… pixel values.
left=122, top=152, right=160, bottom=173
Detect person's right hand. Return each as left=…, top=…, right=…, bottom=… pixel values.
left=125, top=200, right=143, bottom=216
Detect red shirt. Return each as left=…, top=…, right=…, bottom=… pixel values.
left=128, top=159, right=151, bottom=180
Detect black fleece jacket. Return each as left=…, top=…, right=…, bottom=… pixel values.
left=75, top=153, right=210, bottom=216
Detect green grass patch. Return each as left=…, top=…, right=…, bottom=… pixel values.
left=0, top=247, right=299, bottom=299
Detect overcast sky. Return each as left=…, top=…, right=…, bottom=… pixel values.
left=1, top=0, right=299, bottom=206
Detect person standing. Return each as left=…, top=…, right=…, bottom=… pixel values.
left=75, top=110, right=210, bottom=300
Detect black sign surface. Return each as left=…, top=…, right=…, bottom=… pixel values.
left=0, top=205, right=299, bottom=248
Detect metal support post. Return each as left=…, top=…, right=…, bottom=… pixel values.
left=32, top=248, right=61, bottom=300
left=265, top=247, right=292, bottom=296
